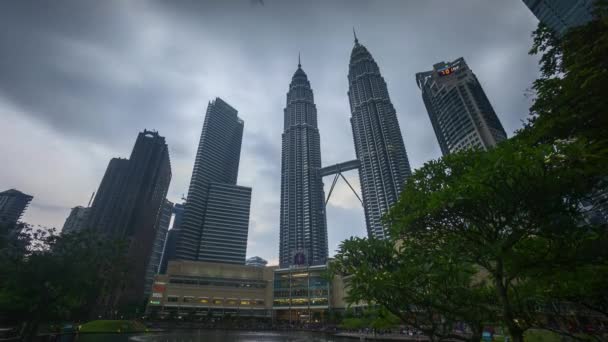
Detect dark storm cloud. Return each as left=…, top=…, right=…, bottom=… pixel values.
left=0, top=0, right=540, bottom=263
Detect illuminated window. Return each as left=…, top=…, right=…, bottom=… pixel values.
left=226, top=299, right=238, bottom=306
left=199, top=297, right=209, bottom=304
left=240, top=300, right=250, bottom=305
left=213, top=299, right=223, bottom=305
left=183, top=296, right=195, bottom=303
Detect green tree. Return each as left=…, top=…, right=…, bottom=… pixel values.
left=0, top=227, right=128, bottom=341
left=333, top=236, right=492, bottom=342
left=385, top=139, right=607, bottom=342
left=525, top=4, right=608, bottom=146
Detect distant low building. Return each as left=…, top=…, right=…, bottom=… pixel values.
left=61, top=206, right=90, bottom=235
left=0, top=189, right=33, bottom=231
left=147, top=260, right=276, bottom=319
left=146, top=260, right=350, bottom=323
left=246, top=256, right=268, bottom=268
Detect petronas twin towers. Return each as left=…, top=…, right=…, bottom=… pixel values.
left=279, top=33, right=411, bottom=268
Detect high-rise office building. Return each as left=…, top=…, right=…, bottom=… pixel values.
left=176, top=98, right=252, bottom=264
left=61, top=206, right=90, bottom=235
left=348, top=33, right=412, bottom=240
left=86, top=158, right=130, bottom=235
left=279, top=58, right=328, bottom=268
left=159, top=202, right=184, bottom=274
left=523, top=0, right=595, bottom=36
left=144, top=198, right=173, bottom=296
left=416, top=57, right=508, bottom=155
left=197, top=183, right=251, bottom=264
left=87, top=129, right=172, bottom=306
left=0, top=189, right=33, bottom=230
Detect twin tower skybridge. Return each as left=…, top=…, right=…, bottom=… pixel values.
left=319, top=159, right=363, bottom=207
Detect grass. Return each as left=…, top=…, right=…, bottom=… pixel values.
left=78, top=320, right=147, bottom=333
left=494, top=329, right=595, bottom=342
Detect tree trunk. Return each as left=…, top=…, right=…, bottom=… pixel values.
left=22, top=317, right=40, bottom=342
left=494, top=260, right=524, bottom=342
left=469, top=323, right=483, bottom=342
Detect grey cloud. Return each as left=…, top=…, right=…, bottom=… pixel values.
left=1, top=0, right=540, bottom=262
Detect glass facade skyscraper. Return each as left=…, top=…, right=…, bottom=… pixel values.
left=176, top=98, right=251, bottom=265
left=416, top=57, right=507, bottom=155
left=61, top=206, right=90, bottom=235
left=348, top=35, right=412, bottom=239
left=0, top=189, right=33, bottom=230
left=279, top=59, right=328, bottom=268
left=144, top=198, right=173, bottom=296
left=523, top=0, right=595, bottom=36
left=87, top=129, right=172, bottom=307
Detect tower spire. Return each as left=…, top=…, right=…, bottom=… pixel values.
left=298, top=52, right=301, bottom=68
left=353, top=27, right=359, bottom=44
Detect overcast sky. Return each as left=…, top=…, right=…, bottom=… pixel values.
left=0, top=0, right=540, bottom=265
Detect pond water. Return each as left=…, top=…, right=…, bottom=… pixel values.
left=76, top=330, right=355, bottom=342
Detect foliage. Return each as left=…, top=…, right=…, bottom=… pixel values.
left=337, top=307, right=400, bottom=331
left=388, top=138, right=607, bottom=340
left=0, top=227, right=129, bottom=341
left=333, top=235, right=491, bottom=341
left=525, top=4, right=608, bottom=146
left=78, top=320, right=147, bottom=333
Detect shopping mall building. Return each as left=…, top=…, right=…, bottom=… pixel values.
left=146, top=260, right=350, bottom=322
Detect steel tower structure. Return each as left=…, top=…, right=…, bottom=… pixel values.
left=279, top=57, right=328, bottom=268
left=347, top=32, right=412, bottom=239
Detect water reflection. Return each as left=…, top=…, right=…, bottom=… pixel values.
left=78, top=330, right=352, bottom=342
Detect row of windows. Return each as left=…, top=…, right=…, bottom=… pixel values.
left=273, top=297, right=329, bottom=306
left=166, top=296, right=265, bottom=306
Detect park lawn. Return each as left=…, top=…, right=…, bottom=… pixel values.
left=79, top=320, right=147, bottom=333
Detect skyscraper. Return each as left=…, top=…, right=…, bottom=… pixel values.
left=176, top=98, right=252, bottom=264
left=61, top=206, right=90, bottom=235
left=279, top=57, right=328, bottom=268
left=523, top=0, right=595, bottom=36
left=144, top=198, right=173, bottom=296
left=159, top=202, right=184, bottom=274
left=416, top=57, right=508, bottom=155
left=86, top=158, right=130, bottom=235
left=0, top=189, right=33, bottom=230
left=87, top=129, right=172, bottom=306
left=348, top=33, right=411, bottom=239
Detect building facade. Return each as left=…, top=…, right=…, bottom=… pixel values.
left=147, top=260, right=276, bottom=318
left=61, top=206, right=90, bottom=235
left=176, top=98, right=251, bottom=264
left=197, top=183, right=251, bottom=264
left=523, top=0, right=595, bottom=36
left=86, top=158, right=130, bottom=235
left=0, top=189, right=33, bottom=230
left=416, top=57, right=508, bottom=155
left=144, top=199, right=174, bottom=296
left=279, top=59, right=328, bottom=268
left=246, top=256, right=268, bottom=268
left=348, top=34, right=412, bottom=239
left=146, top=260, right=349, bottom=323
left=87, top=129, right=172, bottom=307
left=159, top=202, right=185, bottom=274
